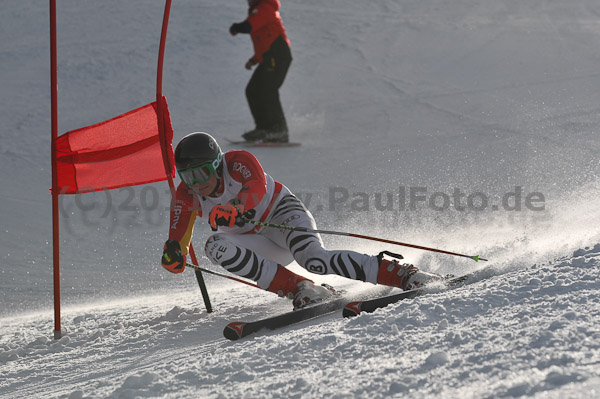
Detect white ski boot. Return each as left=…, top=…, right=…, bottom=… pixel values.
left=293, top=280, right=335, bottom=309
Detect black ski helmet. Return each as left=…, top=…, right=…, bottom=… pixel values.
left=174, top=132, right=223, bottom=172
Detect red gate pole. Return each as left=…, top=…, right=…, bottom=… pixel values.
left=49, top=0, right=62, bottom=340
left=155, top=0, right=213, bottom=312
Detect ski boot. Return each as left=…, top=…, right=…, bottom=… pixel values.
left=376, top=251, right=444, bottom=290
left=242, top=128, right=268, bottom=142
left=293, top=280, right=335, bottom=309
left=266, top=265, right=334, bottom=309
left=263, top=129, right=289, bottom=143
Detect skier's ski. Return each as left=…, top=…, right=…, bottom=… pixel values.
left=223, top=272, right=483, bottom=339
left=342, top=273, right=478, bottom=318
left=225, top=137, right=301, bottom=147
left=224, top=298, right=344, bottom=340
left=223, top=287, right=389, bottom=341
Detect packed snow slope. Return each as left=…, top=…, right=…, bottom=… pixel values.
left=2, top=0, right=600, bottom=398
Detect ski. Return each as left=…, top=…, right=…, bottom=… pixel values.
left=342, top=272, right=478, bottom=318
left=225, top=137, right=301, bottom=147
left=223, top=272, right=483, bottom=339
left=223, top=287, right=389, bottom=341
left=224, top=297, right=345, bottom=340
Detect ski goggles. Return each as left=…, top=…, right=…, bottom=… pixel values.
left=177, top=153, right=223, bottom=186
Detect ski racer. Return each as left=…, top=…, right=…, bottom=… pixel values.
left=229, top=0, right=292, bottom=144
left=161, top=132, right=443, bottom=308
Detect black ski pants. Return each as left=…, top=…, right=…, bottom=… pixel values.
left=246, top=35, right=292, bottom=132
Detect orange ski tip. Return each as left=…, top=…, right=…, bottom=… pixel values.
left=344, top=301, right=363, bottom=317
left=224, top=322, right=246, bottom=340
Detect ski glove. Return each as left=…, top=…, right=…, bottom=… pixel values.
left=161, top=239, right=186, bottom=274
left=229, top=21, right=251, bottom=36
left=209, top=202, right=244, bottom=231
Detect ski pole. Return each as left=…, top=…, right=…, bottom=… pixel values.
left=186, top=263, right=261, bottom=289
left=240, top=219, right=487, bottom=262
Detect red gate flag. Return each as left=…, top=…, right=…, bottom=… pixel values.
left=54, top=97, right=175, bottom=194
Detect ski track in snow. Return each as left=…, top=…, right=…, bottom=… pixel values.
left=3, top=0, right=600, bottom=398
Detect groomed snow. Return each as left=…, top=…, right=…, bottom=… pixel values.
left=2, top=1, right=600, bottom=398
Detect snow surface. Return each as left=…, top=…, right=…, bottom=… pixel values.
left=2, top=0, right=600, bottom=398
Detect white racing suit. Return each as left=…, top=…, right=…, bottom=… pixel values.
left=204, top=186, right=380, bottom=289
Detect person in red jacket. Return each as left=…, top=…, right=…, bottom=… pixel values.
left=230, top=0, right=292, bottom=143
left=161, top=132, right=444, bottom=309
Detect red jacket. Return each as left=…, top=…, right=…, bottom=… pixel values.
left=247, top=0, right=290, bottom=63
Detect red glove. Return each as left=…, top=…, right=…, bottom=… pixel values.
left=209, top=202, right=244, bottom=230
left=161, top=240, right=186, bottom=274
